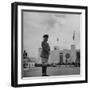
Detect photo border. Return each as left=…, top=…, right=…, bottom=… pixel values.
left=11, top=2, right=88, bottom=87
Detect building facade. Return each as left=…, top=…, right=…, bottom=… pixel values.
left=38, top=44, right=80, bottom=64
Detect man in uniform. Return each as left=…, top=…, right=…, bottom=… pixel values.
left=40, top=34, right=50, bottom=76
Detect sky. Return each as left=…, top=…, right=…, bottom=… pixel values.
left=23, top=11, right=80, bottom=58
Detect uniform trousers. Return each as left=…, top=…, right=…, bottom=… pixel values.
left=41, top=57, right=48, bottom=76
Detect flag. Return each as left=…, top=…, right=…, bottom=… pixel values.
left=57, top=38, right=59, bottom=42
left=73, top=31, right=75, bottom=40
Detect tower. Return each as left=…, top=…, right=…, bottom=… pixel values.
left=71, top=44, right=76, bottom=62
left=38, top=48, right=42, bottom=64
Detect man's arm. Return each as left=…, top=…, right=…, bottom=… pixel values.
left=42, top=42, right=50, bottom=52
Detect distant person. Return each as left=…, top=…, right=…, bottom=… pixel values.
left=40, top=34, right=50, bottom=76
left=23, top=50, right=27, bottom=59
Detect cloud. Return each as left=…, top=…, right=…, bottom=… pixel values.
left=23, top=11, right=80, bottom=57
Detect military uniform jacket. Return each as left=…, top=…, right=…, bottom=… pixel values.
left=40, top=41, right=50, bottom=59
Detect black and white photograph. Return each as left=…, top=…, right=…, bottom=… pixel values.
left=22, top=10, right=80, bottom=77
left=11, top=2, right=88, bottom=87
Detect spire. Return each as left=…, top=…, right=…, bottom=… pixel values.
left=73, top=31, right=75, bottom=41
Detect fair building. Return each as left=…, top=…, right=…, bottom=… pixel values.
left=38, top=44, right=80, bottom=64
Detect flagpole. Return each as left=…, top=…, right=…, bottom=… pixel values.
left=73, top=31, right=75, bottom=45
left=57, top=37, right=59, bottom=50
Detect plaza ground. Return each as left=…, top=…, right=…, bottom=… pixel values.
left=23, top=65, right=80, bottom=77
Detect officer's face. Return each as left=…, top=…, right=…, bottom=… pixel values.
left=44, top=37, right=48, bottom=41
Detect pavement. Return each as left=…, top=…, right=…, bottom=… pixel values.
left=23, top=65, right=80, bottom=77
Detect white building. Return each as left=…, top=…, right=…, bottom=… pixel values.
left=38, top=44, right=80, bottom=64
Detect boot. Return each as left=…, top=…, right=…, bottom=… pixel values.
left=42, top=66, right=48, bottom=76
